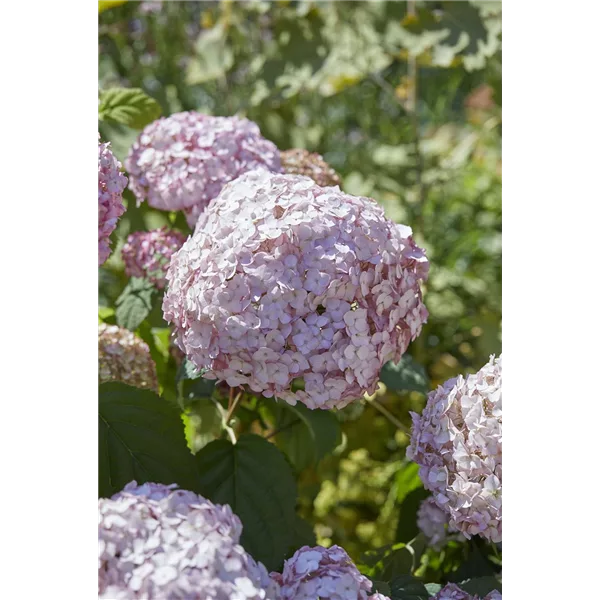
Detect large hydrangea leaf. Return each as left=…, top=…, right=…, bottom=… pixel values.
left=98, top=87, right=161, bottom=130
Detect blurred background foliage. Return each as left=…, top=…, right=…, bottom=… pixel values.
left=99, top=0, right=501, bottom=582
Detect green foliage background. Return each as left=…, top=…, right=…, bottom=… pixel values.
left=99, top=0, right=501, bottom=587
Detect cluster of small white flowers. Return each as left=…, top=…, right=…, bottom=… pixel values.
left=407, top=355, right=502, bottom=542
left=99, top=481, right=279, bottom=599
left=433, top=583, right=501, bottom=600
left=125, top=112, right=282, bottom=227
left=270, top=545, right=385, bottom=600
left=417, top=497, right=462, bottom=549
left=163, top=170, right=428, bottom=410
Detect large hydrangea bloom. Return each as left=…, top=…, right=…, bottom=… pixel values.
left=99, top=324, right=158, bottom=391
left=163, top=170, right=428, bottom=410
left=99, top=134, right=127, bottom=265
left=280, top=148, right=341, bottom=188
left=125, top=112, right=281, bottom=227
left=432, top=583, right=501, bottom=600
left=99, top=481, right=279, bottom=599
left=270, top=545, right=378, bottom=600
left=122, top=227, right=187, bottom=289
left=407, top=355, right=502, bottom=542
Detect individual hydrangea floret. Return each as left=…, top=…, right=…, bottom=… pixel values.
left=270, top=545, right=373, bottom=600
left=99, top=134, right=127, bottom=265
left=280, top=148, right=341, bottom=188
left=98, top=323, right=158, bottom=391
left=99, top=481, right=279, bottom=600
left=125, top=112, right=282, bottom=227
left=122, top=227, right=187, bottom=289
left=432, top=583, right=501, bottom=600
left=163, top=170, right=428, bottom=410
left=407, top=355, right=502, bottom=542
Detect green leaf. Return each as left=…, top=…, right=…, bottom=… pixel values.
left=424, top=583, right=442, bottom=595
left=268, top=400, right=342, bottom=471
left=380, top=355, right=429, bottom=394
left=98, top=0, right=127, bottom=14
left=176, top=357, right=205, bottom=383
left=115, top=277, right=155, bottom=331
left=98, top=87, right=161, bottom=130
left=186, top=22, right=234, bottom=84
left=182, top=399, right=223, bottom=454
left=98, top=382, right=197, bottom=498
left=372, top=581, right=392, bottom=597
left=289, top=514, right=316, bottom=554
left=459, top=576, right=502, bottom=596
left=389, top=575, right=431, bottom=600
left=396, top=488, right=430, bottom=543
left=396, top=461, right=424, bottom=504
left=194, top=434, right=297, bottom=571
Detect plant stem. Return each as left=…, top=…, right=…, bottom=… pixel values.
left=367, top=397, right=410, bottom=434
left=225, top=392, right=242, bottom=426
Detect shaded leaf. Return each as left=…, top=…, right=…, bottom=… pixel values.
left=460, top=576, right=502, bottom=596
left=389, top=575, right=431, bottom=600
left=396, top=488, right=430, bottom=543
left=381, top=355, right=429, bottom=394
left=115, top=277, right=155, bottom=331
left=98, top=382, right=196, bottom=498
left=194, top=434, right=297, bottom=571
left=182, top=399, right=223, bottom=454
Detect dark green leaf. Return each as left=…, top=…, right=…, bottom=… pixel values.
left=176, top=357, right=206, bottom=383
left=460, top=576, right=502, bottom=595
left=289, top=515, right=316, bottom=555
left=396, top=488, right=430, bottom=543
left=372, top=581, right=392, bottom=597
left=98, top=87, right=161, bottom=129
left=389, top=574, right=431, bottom=600
left=194, top=434, right=297, bottom=571
left=115, top=277, right=155, bottom=331
left=380, top=355, right=429, bottom=394
left=98, top=382, right=196, bottom=498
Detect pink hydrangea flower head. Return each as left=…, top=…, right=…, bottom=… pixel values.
left=432, top=583, right=501, bottom=600
left=417, top=497, right=466, bottom=549
left=280, top=148, right=341, bottom=188
left=125, top=112, right=282, bottom=227
left=122, top=227, right=187, bottom=289
left=99, top=481, right=279, bottom=600
left=98, top=324, right=158, bottom=392
left=270, top=545, right=373, bottom=600
left=407, top=355, right=502, bottom=542
left=163, top=170, right=429, bottom=410
left=99, top=134, right=127, bottom=265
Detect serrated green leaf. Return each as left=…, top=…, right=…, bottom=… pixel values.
left=459, top=576, right=502, bottom=595
left=98, top=382, right=196, bottom=498
left=266, top=400, right=341, bottom=471
left=99, top=87, right=161, bottom=130
left=380, top=355, right=429, bottom=394
left=194, top=434, right=297, bottom=571
left=115, top=277, right=155, bottom=331
left=389, top=574, right=431, bottom=600
left=98, top=0, right=127, bottom=14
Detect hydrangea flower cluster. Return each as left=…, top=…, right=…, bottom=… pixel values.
left=270, top=545, right=387, bottom=600
left=432, top=583, right=501, bottom=600
left=99, top=481, right=279, bottom=599
left=98, top=324, right=158, bottom=391
left=122, top=227, right=187, bottom=289
left=163, top=170, right=429, bottom=410
left=280, top=148, right=341, bottom=188
left=417, top=497, right=463, bottom=549
left=99, top=134, right=127, bottom=265
left=125, top=112, right=282, bottom=228
left=407, top=355, right=502, bottom=542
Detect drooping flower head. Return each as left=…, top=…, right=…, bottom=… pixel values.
left=98, top=323, right=158, bottom=392
left=270, top=545, right=373, bottom=600
left=122, top=227, right=187, bottom=289
left=99, top=134, right=127, bottom=265
left=99, top=481, right=279, bottom=599
left=407, top=355, right=502, bottom=542
left=432, top=583, right=501, bottom=600
left=280, top=148, right=341, bottom=188
left=417, top=497, right=465, bottom=549
left=163, top=170, right=428, bottom=410
left=125, top=112, right=282, bottom=228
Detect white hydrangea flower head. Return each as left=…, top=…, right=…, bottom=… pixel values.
left=99, top=481, right=279, bottom=599
left=407, top=355, right=502, bottom=542
left=125, top=112, right=282, bottom=227
left=163, top=170, right=429, bottom=410
left=417, top=497, right=466, bottom=549
left=270, top=545, right=374, bottom=600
